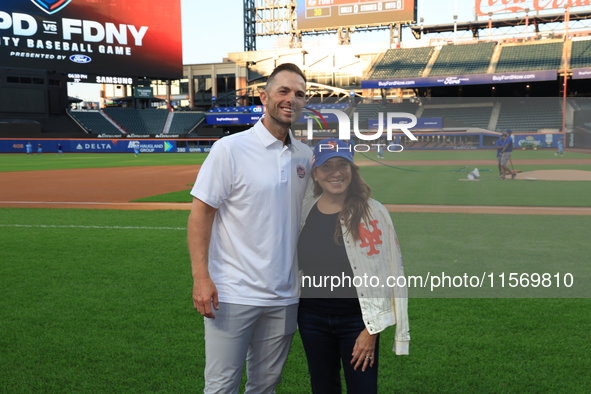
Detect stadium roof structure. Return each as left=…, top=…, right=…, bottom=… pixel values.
left=108, top=96, right=166, bottom=103
left=214, top=81, right=357, bottom=107
left=410, top=10, right=591, bottom=39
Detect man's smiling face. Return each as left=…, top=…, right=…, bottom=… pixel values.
left=260, top=70, right=306, bottom=133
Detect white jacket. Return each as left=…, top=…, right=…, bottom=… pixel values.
left=301, top=195, right=411, bottom=355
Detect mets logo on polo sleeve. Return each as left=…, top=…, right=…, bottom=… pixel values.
left=296, top=164, right=306, bottom=179
left=31, top=0, right=73, bottom=15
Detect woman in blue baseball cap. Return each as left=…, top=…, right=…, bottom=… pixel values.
left=297, top=138, right=410, bottom=394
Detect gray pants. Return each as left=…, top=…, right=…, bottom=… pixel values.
left=500, top=151, right=512, bottom=166
left=203, top=302, right=298, bottom=394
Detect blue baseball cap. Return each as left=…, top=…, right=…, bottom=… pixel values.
left=312, top=138, right=354, bottom=167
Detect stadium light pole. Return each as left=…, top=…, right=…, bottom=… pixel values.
left=488, top=12, right=493, bottom=41
left=525, top=8, right=530, bottom=40
left=562, top=4, right=570, bottom=140
left=453, top=0, right=458, bottom=43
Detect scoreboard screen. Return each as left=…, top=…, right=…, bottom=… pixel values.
left=297, top=0, right=417, bottom=30
left=0, top=0, right=182, bottom=80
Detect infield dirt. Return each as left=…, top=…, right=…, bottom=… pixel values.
left=1, top=159, right=591, bottom=214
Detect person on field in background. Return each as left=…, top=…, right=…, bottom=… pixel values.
left=496, top=133, right=506, bottom=176
left=26, top=142, right=32, bottom=156
left=556, top=138, right=564, bottom=156
left=37, top=143, right=42, bottom=155
left=377, top=141, right=384, bottom=159
left=187, top=63, right=312, bottom=394
left=499, top=130, right=516, bottom=180
left=298, top=138, right=410, bottom=394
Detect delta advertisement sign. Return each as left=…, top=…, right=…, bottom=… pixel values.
left=475, top=0, right=591, bottom=17
left=0, top=0, right=182, bottom=79
left=362, top=70, right=558, bottom=89
left=0, top=139, right=190, bottom=153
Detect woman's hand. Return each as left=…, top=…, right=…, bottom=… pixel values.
left=351, top=328, right=378, bottom=372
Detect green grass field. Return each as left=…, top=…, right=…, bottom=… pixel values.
left=353, top=148, right=591, bottom=162
left=120, top=150, right=591, bottom=207
left=134, top=163, right=591, bottom=207
left=1, top=149, right=589, bottom=172
left=1, top=151, right=590, bottom=393
left=0, top=153, right=207, bottom=172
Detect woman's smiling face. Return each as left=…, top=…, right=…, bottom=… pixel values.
left=314, top=157, right=352, bottom=198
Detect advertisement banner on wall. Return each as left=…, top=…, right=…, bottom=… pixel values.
left=362, top=70, right=557, bottom=89
left=0, top=139, right=180, bottom=153
left=0, top=133, right=564, bottom=154
left=0, top=0, right=182, bottom=79
left=572, top=68, right=591, bottom=80
left=475, top=0, right=591, bottom=17
left=205, top=114, right=263, bottom=125
left=368, top=117, right=442, bottom=130
left=512, top=134, right=560, bottom=150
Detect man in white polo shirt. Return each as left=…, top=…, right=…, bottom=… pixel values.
left=188, top=63, right=312, bottom=393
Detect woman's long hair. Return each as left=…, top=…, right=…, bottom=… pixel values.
left=312, top=162, right=372, bottom=244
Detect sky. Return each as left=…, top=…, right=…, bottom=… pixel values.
left=68, top=0, right=590, bottom=102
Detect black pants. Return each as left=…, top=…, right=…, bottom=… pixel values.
left=298, top=306, right=379, bottom=394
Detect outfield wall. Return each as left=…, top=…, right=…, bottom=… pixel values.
left=0, top=132, right=564, bottom=154
left=0, top=139, right=216, bottom=154
left=303, top=132, right=564, bottom=150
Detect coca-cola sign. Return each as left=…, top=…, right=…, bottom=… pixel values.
left=475, top=0, right=591, bottom=17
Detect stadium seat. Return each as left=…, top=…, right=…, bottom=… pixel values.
left=368, top=47, right=435, bottom=79
left=569, top=40, right=591, bottom=69
left=69, top=110, right=123, bottom=134
left=169, top=112, right=206, bottom=134
left=429, top=42, right=496, bottom=76
left=495, top=98, right=562, bottom=132
left=103, top=108, right=168, bottom=134
left=421, top=105, right=492, bottom=129
left=495, top=42, right=563, bottom=73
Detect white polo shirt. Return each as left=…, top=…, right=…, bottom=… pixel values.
left=191, top=120, right=313, bottom=306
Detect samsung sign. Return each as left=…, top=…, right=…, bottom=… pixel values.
left=67, top=73, right=136, bottom=84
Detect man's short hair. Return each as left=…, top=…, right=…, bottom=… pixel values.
left=265, top=63, right=307, bottom=90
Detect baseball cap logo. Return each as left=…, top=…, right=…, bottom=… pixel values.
left=312, top=138, right=354, bottom=167
left=31, top=0, right=73, bottom=15
left=324, top=140, right=338, bottom=150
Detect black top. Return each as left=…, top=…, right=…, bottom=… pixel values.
left=298, top=203, right=361, bottom=316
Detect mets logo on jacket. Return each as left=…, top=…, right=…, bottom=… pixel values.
left=358, top=220, right=382, bottom=256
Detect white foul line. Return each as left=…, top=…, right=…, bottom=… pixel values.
left=0, top=224, right=186, bottom=230
left=0, top=201, right=191, bottom=207
left=383, top=204, right=591, bottom=213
